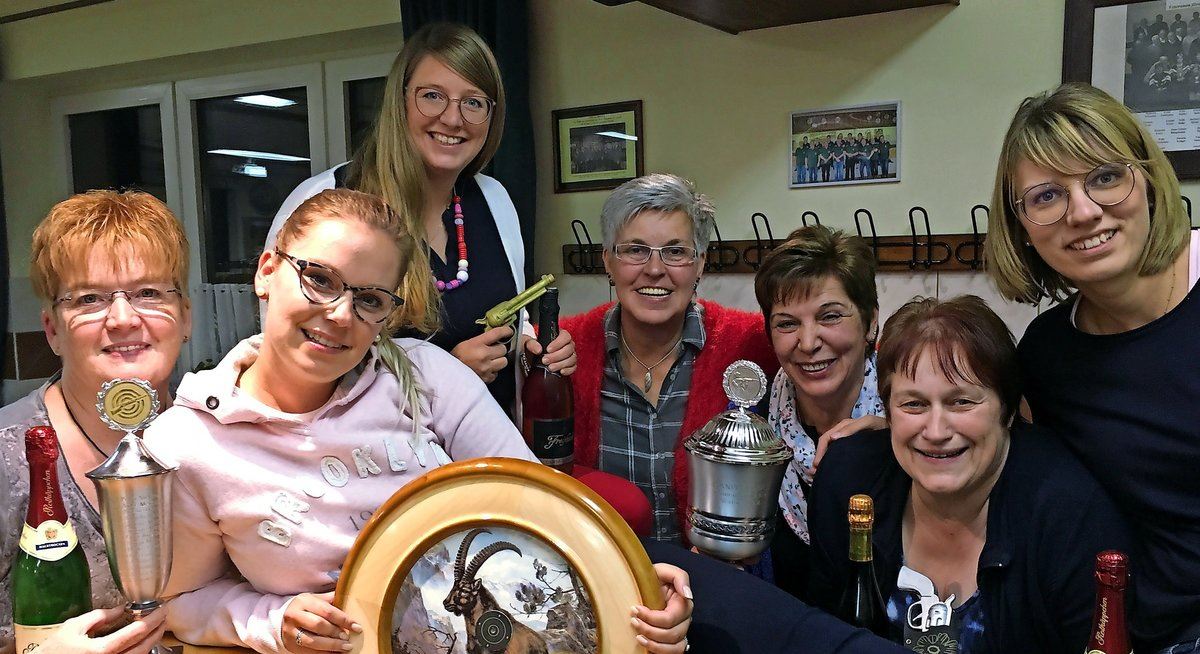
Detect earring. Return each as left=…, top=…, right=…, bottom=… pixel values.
left=607, top=275, right=615, bottom=287
left=255, top=287, right=267, bottom=299
left=694, top=278, right=701, bottom=291
left=183, top=335, right=190, bottom=343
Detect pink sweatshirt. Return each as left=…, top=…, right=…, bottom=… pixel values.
left=145, top=336, right=535, bottom=653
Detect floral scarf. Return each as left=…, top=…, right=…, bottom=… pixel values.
left=769, top=353, right=883, bottom=544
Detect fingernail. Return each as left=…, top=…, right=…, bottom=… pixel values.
left=351, top=623, right=363, bottom=633
left=636, top=635, right=650, bottom=646
left=631, top=605, right=640, bottom=616
left=342, top=645, right=353, bottom=651
left=683, top=585, right=694, bottom=600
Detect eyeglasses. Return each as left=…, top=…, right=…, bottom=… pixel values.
left=611, top=243, right=700, bottom=266
left=53, top=284, right=182, bottom=319
left=274, top=250, right=403, bottom=324
left=1014, top=162, right=1137, bottom=226
left=409, top=86, right=495, bottom=125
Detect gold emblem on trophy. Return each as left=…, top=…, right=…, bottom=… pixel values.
left=95, top=378, right=159, bottom=433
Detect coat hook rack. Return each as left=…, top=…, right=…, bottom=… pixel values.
left=744, top=212, right=776, bottom=270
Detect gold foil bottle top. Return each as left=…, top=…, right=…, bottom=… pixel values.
left=847, top=494, right=874, bottom=530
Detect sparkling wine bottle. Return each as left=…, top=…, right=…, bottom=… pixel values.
left=1086, top=550, right=1132, bottom=654
left=521, top=287, right=574, bottom=473
left=14, top=425, right=92, bottom=651
left=837, top=493, right=888, bottom=636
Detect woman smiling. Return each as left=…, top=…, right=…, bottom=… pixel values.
left=808, top=296, right=1131, bottom=653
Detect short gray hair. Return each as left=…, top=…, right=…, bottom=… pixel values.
left=600, top=173, right=715, bottom=251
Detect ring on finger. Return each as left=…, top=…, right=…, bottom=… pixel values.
left=684, top=638, right=691, bottom=652
left=296, top=628, right=306, bottom=647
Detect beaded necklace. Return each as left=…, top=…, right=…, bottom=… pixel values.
left=434, top=192, right=470, bottom=293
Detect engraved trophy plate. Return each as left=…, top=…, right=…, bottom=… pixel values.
left=722, top=360, right=768, bottom=410
left=87, top=378, right=176, bottom=654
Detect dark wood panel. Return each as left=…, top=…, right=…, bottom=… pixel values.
left=11, top=331, right=59, bottom=380
left=607, top=0, right=958, bottom=34
left=563, top=232, right=986, bottom=275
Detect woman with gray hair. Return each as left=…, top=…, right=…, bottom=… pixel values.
left=562, top=173, right=778, bottom=543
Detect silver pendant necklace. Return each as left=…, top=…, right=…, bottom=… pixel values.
left=621, top=332, right=683, bottom=393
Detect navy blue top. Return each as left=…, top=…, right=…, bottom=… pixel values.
left=334, top=165, right=520, bottom=416
left=1019, top=281, right=1200, bottom=650
left=642, top=540, right=908, bottom=654
left=424, top=175, right=518, bottom=416
left=808, top=424, right=1134, bottom=654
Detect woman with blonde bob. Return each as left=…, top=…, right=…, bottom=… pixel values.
left=267, top=22, right=575, bottom=417
left=0, top=190, right=192, bottom=654
left=986, top=82, right=1200, bottom=652
left=151, top=189, right=690, bottom=654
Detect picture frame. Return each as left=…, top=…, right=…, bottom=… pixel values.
left=1064, top=0, right=1200, bottom=178
left=335, top=458, right=664, bottom=654
left=552, top=100, right=644, bottom=193
left=789, top=101, right=900, bottom=188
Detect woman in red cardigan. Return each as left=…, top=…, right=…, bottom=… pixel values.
left=561, top=173, right=778, bottom=544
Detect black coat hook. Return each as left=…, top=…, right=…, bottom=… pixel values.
left=744, top=212, right=776, bottom=270
left=570, top=219, right=598, bottom=274
left=705, top=220, right=741, bottom=272
left=955, top=204, right=987, bottom=270
left=801, top=211, right=821, bottom=227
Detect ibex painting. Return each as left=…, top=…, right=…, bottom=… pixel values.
left=442, top=529, right=550, bottom=654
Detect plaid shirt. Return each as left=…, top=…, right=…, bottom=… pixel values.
left=598, top=302, right=706, bottom=542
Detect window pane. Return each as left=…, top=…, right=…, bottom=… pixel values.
left=345, top=77, right=385, bottom=158
left=68, top=105, right=166, bottom=201
left=194, top=87, right=310, bottom=283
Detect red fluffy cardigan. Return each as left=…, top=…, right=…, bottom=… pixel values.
left=561, top=300, right=780, bottom=532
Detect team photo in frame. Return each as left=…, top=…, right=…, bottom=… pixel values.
left=552, top=100, right=644, bottom=193
left=789, top=101, right=900, bottom=188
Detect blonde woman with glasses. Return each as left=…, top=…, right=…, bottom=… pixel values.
left=266, top=22, right=575, bottom=418
left=986, top=81, right=1200, bottom=653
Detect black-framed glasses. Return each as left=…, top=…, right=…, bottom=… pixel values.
left=409, top=86, right=495, bottom=125
left=53, top=284, right=182, bottom=318
left=1015, top=162, right=1137, bottom=226
left=611, top=243, right=700, bottom=266
left=275, top=250, right=403, bottom=324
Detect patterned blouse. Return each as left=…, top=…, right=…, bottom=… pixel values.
left=0, top=378, right=124, bottom=654
left=768, top=353, right=883, bottom=544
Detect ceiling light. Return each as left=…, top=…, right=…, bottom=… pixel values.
left=595, top=131, right=637, bottom=141
left=208, top=149, right=309, bottom=162
left=234, top=94, right=297, bottom=108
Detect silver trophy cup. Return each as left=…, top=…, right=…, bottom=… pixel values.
left=87, top=379, right=176, bottom=653
left=683, top=361, right=793, bottom=560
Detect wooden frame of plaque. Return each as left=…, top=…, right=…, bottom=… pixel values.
left=335, top=458, right=663, bottom=654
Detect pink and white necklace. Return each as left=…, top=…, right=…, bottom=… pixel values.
left=435, top=192, right=469, bottom=292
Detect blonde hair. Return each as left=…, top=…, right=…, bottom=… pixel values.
left=986, top=82, right=1189, bottom=303
left=31, top=190, right=189, bottom=303
left=276, top=188, right=431, bottom=425
left=347, top=23, right=506, bottom=330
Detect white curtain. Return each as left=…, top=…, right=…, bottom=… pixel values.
left=174, top=283, right=259, bottom=382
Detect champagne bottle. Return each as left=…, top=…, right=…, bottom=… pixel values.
left=837, top=493, right=888, bottom=635
left=1086, top=550, right=1132, bottom=654
left=521, top=287, right=574, bottom=473
left=14, top=425, right=92, bottom=651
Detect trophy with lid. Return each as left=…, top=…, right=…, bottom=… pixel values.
left=683, top=360, right=793, bottom=560
left=86, top=379, right=176, bottom=653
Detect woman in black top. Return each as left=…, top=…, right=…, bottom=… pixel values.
left=809, top=296, right=1132, bottom=654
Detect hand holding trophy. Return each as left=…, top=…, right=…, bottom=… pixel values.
left=86, top=379, right=176, bottom=654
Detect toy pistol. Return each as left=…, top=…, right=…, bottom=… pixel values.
left=476, top=275, right=556, bottom=345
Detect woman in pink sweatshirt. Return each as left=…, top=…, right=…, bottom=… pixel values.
left=146, top=188, right=692, bottom=654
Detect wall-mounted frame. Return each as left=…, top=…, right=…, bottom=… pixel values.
left=336, top=458, right=663, bottom=654
left=790, top=101, right=900, bottom=188
left=552, top=100, right=644, bottom=193
left=1064, top=0, right=1200, bottom=178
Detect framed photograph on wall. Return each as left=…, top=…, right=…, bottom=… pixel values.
left=552, top=100, right=644, bottom=193
left=336, top=458, right=664, bottom=654
left=1064, top=0, right=1200, bottom=178
left=789, top=101, right=900, bottom=188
